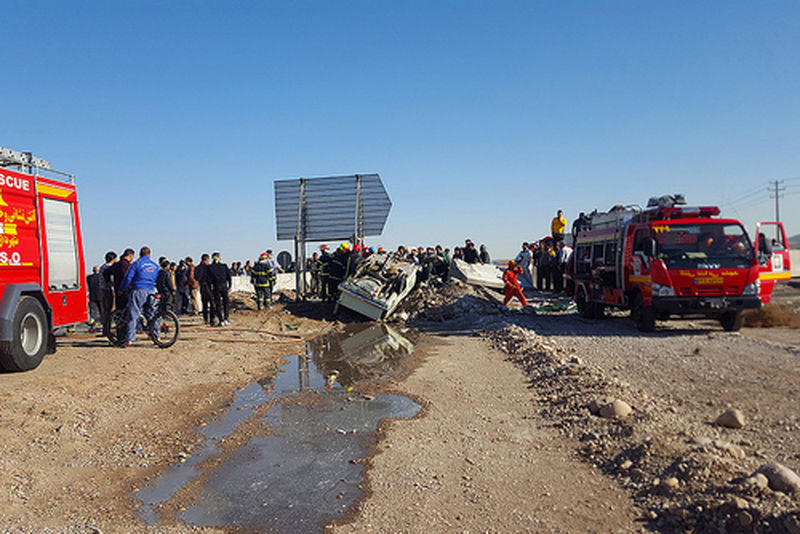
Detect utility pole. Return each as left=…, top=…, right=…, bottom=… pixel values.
left=769, top=179, right=785, bottom=222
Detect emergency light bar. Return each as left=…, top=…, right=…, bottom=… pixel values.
left=0, top=146, right=51, bottom=170
left=643, top=206, right=721, bottom=221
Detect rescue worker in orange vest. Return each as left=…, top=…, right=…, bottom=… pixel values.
left=503, top=260, right=528, bottom=306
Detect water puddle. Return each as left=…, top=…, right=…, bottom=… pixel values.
left=136, top=323, right=419, bottom=531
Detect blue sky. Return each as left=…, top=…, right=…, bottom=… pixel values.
left=2, top=0, right=799, bottom=263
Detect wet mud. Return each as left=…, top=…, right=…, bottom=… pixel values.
left=135, top=323, right=420, bottom=531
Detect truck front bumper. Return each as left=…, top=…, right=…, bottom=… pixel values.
left=652, top=296, right=761, bottom=315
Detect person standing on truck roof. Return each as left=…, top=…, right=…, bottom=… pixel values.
left=571, top=212, right=588, bottom=243
left=119, top=247, right=159, bottom=347
left=194, top=254, right=216, bottom=325
left=86, top=266, right=103, bottom=333
left=503, top=260, right=528, bottom=306
left=99, top=251, right=117, bottom=337
left=551, top=210, right=567, bottom=243
left=209, top=252, right=231, bottom=326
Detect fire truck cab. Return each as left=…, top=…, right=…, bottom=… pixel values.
left=0, top=147, right=87, bottom=371
left=569, top=194, right=791, bottom=332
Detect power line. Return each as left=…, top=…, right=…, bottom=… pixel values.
left=721, top=183, right=769, bottom=207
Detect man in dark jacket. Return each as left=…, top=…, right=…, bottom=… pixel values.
left=194, top=254, right=216, bottom=325
left=104, top=248, right=134, bottom=313
left=209, top=252, right=231, bottom=326
left=463, top=241, right=480, bottom=264
left=156, top=258, right=176, bottom=307
left=174, top=260, right=190, bottom=314
left=86, top=265, right=103, bottom=332
left=98, top=251, right=117, bottom=337
left=479, top=244, right=491, bottom=265
left=536, top=241, right=557, bottom=291
left=316, top=244, right=332, bottom=301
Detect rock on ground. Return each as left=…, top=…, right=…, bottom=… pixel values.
left=757, top=463, right=800, bottom=495
left=715, top=408, right=746, bottom=429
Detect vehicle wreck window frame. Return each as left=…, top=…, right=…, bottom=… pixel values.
left=42, top=198, right=80, bottom=291
left=653, top=222, right=754, bottom=269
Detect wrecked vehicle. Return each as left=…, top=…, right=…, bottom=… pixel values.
left=336, top=252, right=420, bottom=320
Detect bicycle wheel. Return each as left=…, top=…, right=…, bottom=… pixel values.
left=150, top=309, right=180, bottom=348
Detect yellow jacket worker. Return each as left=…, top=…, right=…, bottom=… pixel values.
left=551, top=210, right=567, bottom=242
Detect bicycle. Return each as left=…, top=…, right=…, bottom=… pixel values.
left=107, top=294, right=180, bottom=348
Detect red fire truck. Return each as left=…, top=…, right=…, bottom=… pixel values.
left=568, top=194, right=791, bottom=332
left=0, top=147, right=87, bottom=371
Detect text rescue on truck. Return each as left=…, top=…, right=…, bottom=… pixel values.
left=0, top=148, right=87, bottom=371
left=567, top=194, right=791, bottom=332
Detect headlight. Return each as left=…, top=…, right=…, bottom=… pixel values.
left=742, top=280, right=760, bottom=296
left=652, top=282, right=675, bottom=297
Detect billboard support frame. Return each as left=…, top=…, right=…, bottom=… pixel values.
left=274, top=173, right=391, bottom=301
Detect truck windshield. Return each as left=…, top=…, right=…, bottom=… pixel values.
left=653, top=222, right=754, bottom=269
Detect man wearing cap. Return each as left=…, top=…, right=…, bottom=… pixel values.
left=251, top=251, right=277, bottom=310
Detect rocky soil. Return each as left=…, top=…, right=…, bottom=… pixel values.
left=407, top=278, right=800, bottom=533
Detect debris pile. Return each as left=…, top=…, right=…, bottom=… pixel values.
left=393, top=279, right=505, bottom=323
left=486, top=324, right=800, bottom=532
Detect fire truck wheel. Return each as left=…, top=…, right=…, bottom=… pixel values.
left=0, top=296, right=48, bottom=372
left=719, top=310, right=744, bottom=332
left=631, top=293, right=655, bottom=332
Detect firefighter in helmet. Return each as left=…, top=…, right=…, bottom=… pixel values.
left=327, top=242, right=350, bottom=301
left=251, top=251, right=277, bottom=310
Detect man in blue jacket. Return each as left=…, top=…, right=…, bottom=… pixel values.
left=119, top=246, right=159, bottom=347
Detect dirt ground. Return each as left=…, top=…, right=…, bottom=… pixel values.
left=0, top=283, right=798, bottom=533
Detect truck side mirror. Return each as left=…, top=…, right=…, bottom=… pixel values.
left=645, top=238, right=657, bottom=258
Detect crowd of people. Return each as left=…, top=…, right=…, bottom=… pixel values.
left=86, top=247, right=272, bottom=347
left=86, top=210, right=588, bottom=341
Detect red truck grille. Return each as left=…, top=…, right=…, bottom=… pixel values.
left=696, top=286, right=724, bottom=296
left=678, top=286, right=741, bottom=296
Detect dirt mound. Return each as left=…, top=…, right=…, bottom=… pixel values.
left=486, top=324, right=800, bottom=532
left=744, top=303, right=800, bottom=328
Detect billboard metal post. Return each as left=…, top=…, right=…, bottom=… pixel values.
left=294, top=178, right=307, bottom=300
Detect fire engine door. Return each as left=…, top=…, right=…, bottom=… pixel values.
left=755, top=221, right=791, bottom=303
